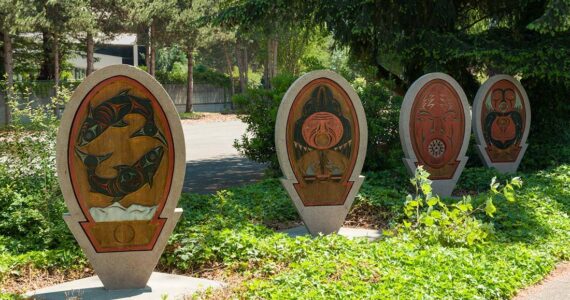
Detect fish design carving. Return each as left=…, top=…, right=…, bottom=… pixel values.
left=77, top=90, right=167, bottom=146
left=75, top=146, right=165, bottom=202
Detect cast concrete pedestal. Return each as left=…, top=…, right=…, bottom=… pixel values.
left=399, top=73, right=471, bottom=197
left=275, top=70, right=368, bottom=236
left=26, top=272, right=225, bottom=300
left=472, top=75, right=531, bottom=174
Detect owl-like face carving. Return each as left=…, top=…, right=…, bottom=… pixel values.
left=491, top=88, right=516, bottom=113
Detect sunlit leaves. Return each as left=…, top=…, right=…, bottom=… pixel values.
left=399, top=166, right=522, bottom=247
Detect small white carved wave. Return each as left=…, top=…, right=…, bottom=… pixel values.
left=89, top=202, right=158, bottom=222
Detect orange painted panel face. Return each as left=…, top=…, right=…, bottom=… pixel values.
left=410, top=79, right=465, bottom=179
left=286, top=78, right=359, bottom=206
left=68, top=76, right=174, bottom=252
left=481, top=80, right=526, bottom=162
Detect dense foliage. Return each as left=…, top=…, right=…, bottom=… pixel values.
left=220, top=0, right=570, bottom=171
left=0, top=87, right=74, bottom=253
left=233, top=75, right=404, bottom=172
left=232, top=74, right=296, bottom=171
left=0, top=89, right=566, bottom=298
left=155, top=63, right=231, bottom=87
left=162, top=165, right=570, bottom=299
left=2, top=158, right=569, bottom=298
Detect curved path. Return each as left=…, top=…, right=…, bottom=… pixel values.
left=514, top=262, right=570, bottom=300
left=182, top=119, right=266, bottom=194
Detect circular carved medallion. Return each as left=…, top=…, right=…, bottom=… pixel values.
left=302, top=112, right=344, bottom=150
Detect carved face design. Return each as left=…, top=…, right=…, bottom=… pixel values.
left=410, top=79, right=465, bottom=178
left=286, top=79, right=359, bottom=206
left=301, top=112, right=344, bottom=150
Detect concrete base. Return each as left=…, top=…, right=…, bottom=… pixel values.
left=26, top=272, right=225, bottom=300
left=282, top=225, right=382, bottom=241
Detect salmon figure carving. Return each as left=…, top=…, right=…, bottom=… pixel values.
left=77, top=90, right=167, bottom=146
left=75, top=146, right=164, bottom=202
left=400, top=73, right=471, bottom=197
left=473, top=75, right=530, bottom=173
left=276, top=70, right=367, bottom=235
left=56, top=65, right=186, bottom=289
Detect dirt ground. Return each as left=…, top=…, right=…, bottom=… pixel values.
left=181, top=112, right=240, bottom=124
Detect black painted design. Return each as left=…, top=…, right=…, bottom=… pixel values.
left=78, top=90, right=166, bottom=146
left=75, top=146, right=164, bottom=202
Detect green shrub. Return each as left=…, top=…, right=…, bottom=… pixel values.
left=394, top=166, right=522, bottom=247
left=233, top=74, right=297, bottom=171
left=155, top=165, right=569, bottom=299
left=357, top=82, right=403, bottom=170
left=155, top=64, right=231, bottom=87
left=0, top=87, right=75, bottom=252
left=233, top=75, right=405, bottom=173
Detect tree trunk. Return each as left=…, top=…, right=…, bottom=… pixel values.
left=271, top=38, right=278, bottom=79
left=2, top=31, right=13, bottom=125
left=185, top=48, right=193, bottom=113
left=263, top=38, right=274, bottom=89
left=86, top=32, right=94, bottom=76
left=54, top=32, right=60, bottom=93
left=149, top=24, right=156, bottom=77
left=244, top=45, right=248, bottom=88
left=39, top=31, right=54, bottom=80
left=235, top=39, right=246, bottom=93
left=145, top=27, right=152, bottom=75
left=222, top=42, right=235, bottom=96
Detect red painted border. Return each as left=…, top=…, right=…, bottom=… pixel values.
left=67, top=76, right=175, bottom=253
left=481, top=79, right=526, bottom=163
left=409, top=78, right=465, bottom=180
left=285, top=78, right=360, bottom=206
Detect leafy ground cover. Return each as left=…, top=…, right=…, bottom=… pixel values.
left=1, top=87, right=569, bottom=299
left=1, top=162, right=569, bottom=299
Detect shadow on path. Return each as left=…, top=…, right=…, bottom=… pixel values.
left=183, top=156, right=266, bottom=194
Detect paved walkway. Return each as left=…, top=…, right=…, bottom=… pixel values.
left=514, top=262, right=570, bottom=300
left=181, top=120, right=266, bottom=194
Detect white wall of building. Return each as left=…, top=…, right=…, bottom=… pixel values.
left=69, top=53, right=124, bottom=71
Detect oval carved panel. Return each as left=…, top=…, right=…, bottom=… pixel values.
left=65, top=74, right=176, bottom=252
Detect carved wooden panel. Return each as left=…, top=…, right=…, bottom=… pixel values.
left=285, top=78, right=360, bottom=206
left=480, top=79, right=527, bottom=162
left=409, top=79, right=465, bottom=180
left=67, top=75, right=174, bottom=252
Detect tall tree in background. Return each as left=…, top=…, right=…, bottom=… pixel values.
left=0, top=0, right=36, bottom=124
left=198, top=26, right=237, bottom=94
left=83, top=0, right=130, bottom=76
left=34, top=0, right=92, bottom=91
left=305, top=0, right=570, bottom=97
left=131, top=0, right=176, bottom=77
left=0, top=0, right=18, bottom=124
left=214, top=0, right=315, bottom=89
left=234, top=33, right=249, bottom=92
left=166, top=0, right=209, bottom=112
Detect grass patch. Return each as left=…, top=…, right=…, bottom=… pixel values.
left=161, top=165, right=569, bottom=299
left=1, top=165, right=570, bottom=298
left=179, top=111, right=205, bottom=120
